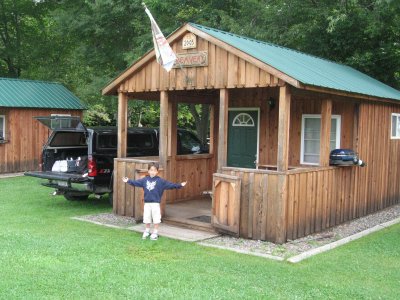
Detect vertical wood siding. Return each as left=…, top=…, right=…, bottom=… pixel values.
left=113, top=155, right=215, bottom=217
left=0, top=108, right=82, bottom=174
left=119, top=36, right=281, bottom=93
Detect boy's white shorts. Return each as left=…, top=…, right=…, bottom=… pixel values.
left=143, top=202, right=161, bottom=224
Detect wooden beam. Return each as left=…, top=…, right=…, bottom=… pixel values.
left=217, top=89, right=229, bottom=171
left=277, top=85, right=291, bottom=171
left=159, top=91, right=168, bottom=169
left=320, top=99, right=332, bottom=166
left=168, top=101, right=177, bottom=157
left=117, top=91, right=128, bottom=158
left=209, top=104, right=215, bottom=155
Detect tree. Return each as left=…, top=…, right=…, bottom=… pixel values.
left=0, top=0, right=55, bottom=77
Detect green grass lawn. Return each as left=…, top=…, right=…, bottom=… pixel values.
left=1, top=176, right=399, bottom=299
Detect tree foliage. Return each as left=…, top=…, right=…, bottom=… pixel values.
left=0, top=0, right=399, bottom=130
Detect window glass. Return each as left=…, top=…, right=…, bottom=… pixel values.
left=0, top=115, right=4, bottom=140
left=127, top=133, right=154, bottom=149
left=301, top=115, right=341, bottom=165
left=50, top=132, right=87, bottom=147
left=178, top=131, right=202, bottom=154
left=391, top=113, right=400, bottom=139
left=50, top=114, right=72, bottom=129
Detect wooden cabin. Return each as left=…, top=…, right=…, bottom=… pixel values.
left=0, top=78, right=85, bottom=173
left=102, top=23, right=400, bottom=243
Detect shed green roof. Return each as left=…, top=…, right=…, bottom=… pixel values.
left=0, top=78, right=86, bottom=109
left=190, top=23, right=400, bottom=101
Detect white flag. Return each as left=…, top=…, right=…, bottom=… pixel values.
left=144, top=6, right=177, bottom=72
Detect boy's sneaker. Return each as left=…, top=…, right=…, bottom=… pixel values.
left=150, top=233, right=158, bottom=240
left=142, top=231, right=150, bottom=239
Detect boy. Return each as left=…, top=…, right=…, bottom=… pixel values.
left=122, top=162, right=187, bottom=240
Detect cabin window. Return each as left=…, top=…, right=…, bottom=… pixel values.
left=301, top=114, right=341, bottom=165
left=0, top=115, right=5, bottom=140
left=50, top=114, right=71, bottom=129
left=391, top=113, right=400, bottom=139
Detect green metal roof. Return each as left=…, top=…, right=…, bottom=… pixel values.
left=190, top=23, right=400, bottom=101
left=0, top=78, right=86, bottom=109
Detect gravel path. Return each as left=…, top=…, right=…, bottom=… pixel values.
left=76, top=203, right=400, bottom=259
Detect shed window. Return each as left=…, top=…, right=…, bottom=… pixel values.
left=301, top=114, right=341, bottom=165
left=391, top=113, right=400, bottom=139
left=0, top=115, right=5, bottom=140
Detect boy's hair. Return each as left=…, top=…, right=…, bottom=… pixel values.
left=148, top=162, right=159, bottom=170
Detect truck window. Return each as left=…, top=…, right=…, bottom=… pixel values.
left=97, top=134, right=117, bottom=149
left=49, top=132, right=87, bottom=147
left=178, top=131, right=202, bottom=154
left=127, top=133, right=154, bottom=149
left=97, top=132, right=154, bottom=150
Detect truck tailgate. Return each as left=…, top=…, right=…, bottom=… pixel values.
left=24, top=171, right=89, bottom=182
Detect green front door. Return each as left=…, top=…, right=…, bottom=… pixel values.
left=227, top=110, right=258, bottom=168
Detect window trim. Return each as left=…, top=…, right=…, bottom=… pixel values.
left=0, top=114, right=5, bottom=140
left=300, top=114, right=341, bottom=165
left=391, top=113, right=400, bottom=139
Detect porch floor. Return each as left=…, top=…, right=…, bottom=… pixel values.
left=164, top=196, right=214, bottom=232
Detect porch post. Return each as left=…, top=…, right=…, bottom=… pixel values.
left=217, top=89, right=229, bottom=171
left=168, top=101, right=178, bottom=157
left=277, top=85, right=291, bottom=172
left=320, top=99, right=332, bottom=166
left=117, top=90, right=128, bottom=158
left=159, top=91, right=169, bottom=169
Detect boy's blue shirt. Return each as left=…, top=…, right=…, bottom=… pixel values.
left=127, top=175, right=183, bottom=203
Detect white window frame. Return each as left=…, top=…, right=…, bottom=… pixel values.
left=300, top=114, right=341, bottom=165
left=0, top=115, right=5, bottom=140
left=50, top=114, right=71, bottom=129
left=391, top=113, right=400, bottom=139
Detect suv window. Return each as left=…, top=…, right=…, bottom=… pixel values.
left=178, top=130, right=202, bottom=154
left=50, top=132, right=87, bottom=147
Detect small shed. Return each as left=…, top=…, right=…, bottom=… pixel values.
left=0, top=78, right=85, bottom=173
left=103, top=23, right=400, bottom=243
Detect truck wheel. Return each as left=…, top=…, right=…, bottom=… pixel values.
left=64, top=193, right=89, bottom=201
left=108, top=192, right=113, bottom=206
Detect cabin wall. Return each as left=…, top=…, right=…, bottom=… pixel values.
left=219, top=101, right=400, bottom=242
left=0, top=108, right=83, bottom=174
left=228, top=88, right=356, bottom=168
left=119, top=36, right=281, bottom=93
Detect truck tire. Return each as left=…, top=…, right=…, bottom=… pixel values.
left=64, top=193, right=89, bottom=201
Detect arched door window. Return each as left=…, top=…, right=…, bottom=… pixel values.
left=232, top=113, right=255, bottom=127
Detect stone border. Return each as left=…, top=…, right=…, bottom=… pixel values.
left=287, top=216, right=400, bottom=263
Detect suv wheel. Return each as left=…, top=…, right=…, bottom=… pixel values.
left=64, top=193, right=89, bottom=201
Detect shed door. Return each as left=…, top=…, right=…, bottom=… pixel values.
left=227, top=110, right=258, bottom=168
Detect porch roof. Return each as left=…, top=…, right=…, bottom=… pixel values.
left=190, top=23, right=400, bottom=101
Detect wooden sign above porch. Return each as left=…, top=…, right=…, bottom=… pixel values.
left=173, top=51, right=208, bottom=68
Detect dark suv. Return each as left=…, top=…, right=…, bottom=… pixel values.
left=25, top=116, right=207, bottom=203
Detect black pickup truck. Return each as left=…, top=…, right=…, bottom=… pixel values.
left=25, top=116, right=207, bottom=204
